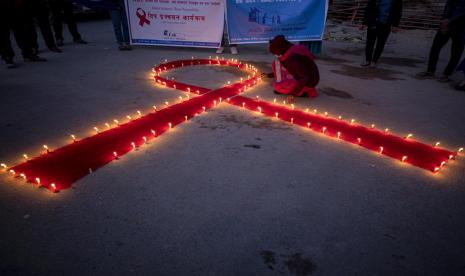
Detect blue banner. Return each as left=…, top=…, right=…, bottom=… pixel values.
left=226, top=0, right=327, bottom=44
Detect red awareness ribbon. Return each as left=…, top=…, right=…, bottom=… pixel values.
left=136, top=8, right=150, bottom=26
left=2, top=58, right=460, bottom=192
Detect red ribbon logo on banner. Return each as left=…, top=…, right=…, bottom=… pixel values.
left=136, top=8, right=150, bottom=27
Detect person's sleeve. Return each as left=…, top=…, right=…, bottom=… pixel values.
left=287, top=56, right=312, bottom=95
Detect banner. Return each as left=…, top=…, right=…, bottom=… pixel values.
left=225, top=0, right=327, bottom=44
left=125, top=0, right=225, bottom=48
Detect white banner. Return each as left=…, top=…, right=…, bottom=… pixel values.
left=125, top=0, right=225, bottom=48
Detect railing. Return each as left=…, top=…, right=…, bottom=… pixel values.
left=328, top=0, right=446, bottom=30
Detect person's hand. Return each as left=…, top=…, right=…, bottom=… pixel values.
left=440, top=19, right=449, bottom=33
left=287, top=95, right=295, bottom=104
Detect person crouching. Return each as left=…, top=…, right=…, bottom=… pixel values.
left=268, top=35, right=320, bottom=102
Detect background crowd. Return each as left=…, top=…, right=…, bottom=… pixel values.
left=1, top=0, right=464, bottom=91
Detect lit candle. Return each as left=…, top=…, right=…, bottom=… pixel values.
left=371, top=124, right=375, bottom=129
left=113, top=151, right=118, bottom=159
left=70, top=134, right=76, bottom=142
left=0, top=163, right=7, bottom=169
left=357, top=138, right=362, bottom=144
left=440, top=161, right=446, bottom=167
left=459, top=147, right=464, bottom=153
left=258, top=107, right=262, bottom=113
left=290, top=118, right=294, bottom=124
left=105, top=123, right=111, bottom=129
left=322, top=127, right=326, bottom=133
left=434, top=142, right=441, bottom=147
left=324, top=112, right=328, bottom=117
left=275, top=112, right=279, bottom=118
left=35, top=177, right=40, bottom=185
left=338, top=115, right=342, bottom=120
left=185, top=115, right=188, bottom=121
left=406, top=133, right=413, bottom=139
left=137, top=110, right=142, bottom=117
left=379, top=146, right=384, bottom=154
left=43, top=144, right=49, bottom=153
left=307, top=122, right=311, bottom=128
left=94, top=127, right=100, bottom=133
left=313, top=109, right=317, bottom=114
left=384, top=128, right=389, bottom=133
left=20, top=173, right=26, bottom=180
left=9, top=169, right=15, bottom=175
left=151, top=129, right=156, bottom=136
left=50, top=183, right=57, bottom=191
left=350, top=119, right=355, bottom=125
left=402, top=156, right=408, bottom=162
left=126, top=115, right=132, bottom=120
left=143, top=136, right=147, bottom=144
left=114, top=119, right=120, bottom=126
left=434, top=167, right=440, bottom=173
left=242, top=102, right=245, bottom=108
left=23, top=154, right=29, bottom=161
left=337, top=132, right=341, bottom=139
left=168, top=122, right=172, bottom=129
left=131, top=142, right=136, bottom=150
left=152, top=106, right=157, bottom=111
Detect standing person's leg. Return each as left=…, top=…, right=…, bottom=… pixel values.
left=50, top=0, right=64, bottom=45
left=362, top=26, right=377, bottom=66
left=0, top=22, right=16, bottom=67
left=62, top=0, right=86, bottom=43
left=372, top=23, right=391, bottom=65
left=120, top=0, right=131, bottom=47
left=442, top=33, right=465, bottom=77
left=35, top=1, right=61, bottom=52
left=109, top=7, right=125, bottom=49
left=216, top=22, right=227, bottom=54
left=426, top=31, right=449, bottom=74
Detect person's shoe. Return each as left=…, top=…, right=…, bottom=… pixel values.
left=56, top=39, right=64, bottom=46
left=24, top=55, right=47, bottom=62
left=49, top=46, right=62, bottom=53
left=416, top=71, right=435, bottom=79
left=3, top=57, right=16, bottom=69
left=437, top=74, right=451, bottom=83
left=360, top=61, right=371, bottom=67
left=216, top=47, right=224, bottom=54
left=74, top=38, right=88, bottom=44
left=230, top=46, right=238, bottom=55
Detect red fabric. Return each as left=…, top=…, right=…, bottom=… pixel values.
left=6, top=58, right=457, bottom=192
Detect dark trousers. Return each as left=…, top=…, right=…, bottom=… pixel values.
left=50, top=0, right=81, bottom=41
left=365, top=23, right=391, bottom=63
left=427, top=30, right=465, bottom=76
left=29, top=1, right=57, bottom=49
left=0, top=7, right=34, bottom=59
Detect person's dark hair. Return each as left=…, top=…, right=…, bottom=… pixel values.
left=269, top=35, right=293, bottom=55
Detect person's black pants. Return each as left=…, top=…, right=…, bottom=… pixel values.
left=0, top=7, right=34, bottom=60
left=29, top=1, right=57, bottom=49
left=50, top=0, right=81, bottom=41
left=365, top=23, right=391, bottom=63
left=427, top=30, right=465, bottom=76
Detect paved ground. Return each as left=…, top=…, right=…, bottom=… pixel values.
left=0, top=20, right=464, bottom=276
